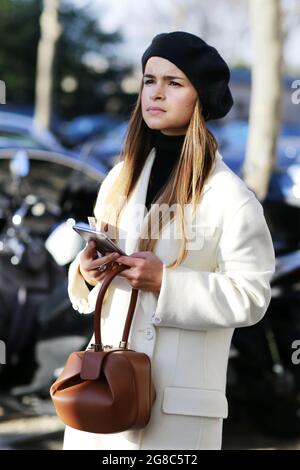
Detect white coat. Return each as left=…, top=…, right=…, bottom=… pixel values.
left=63, top=147, right=276, bottom=450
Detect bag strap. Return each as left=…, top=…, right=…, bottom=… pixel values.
left=93, top=263, right=138, bottom=351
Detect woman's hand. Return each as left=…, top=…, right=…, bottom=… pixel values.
left=79, top=240, right=120, bottom=287
left=115, top=252, right=163, bottom=292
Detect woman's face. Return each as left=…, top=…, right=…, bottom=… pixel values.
left=141, top=56, right=198, bottom=136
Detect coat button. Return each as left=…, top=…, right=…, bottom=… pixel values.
left=144, top=327, right=154, bottom=340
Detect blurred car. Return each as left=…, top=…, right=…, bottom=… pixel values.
left=0, top=147, right=107, bottom=233
left=0, top=147, right=108, bottom=409
left=58, top=113, right=123, bottom=148
left=216, top=119, right=300, bottom=170
left=0, top=112, right=65, bottom=152
left=214, top=120, right=300, bottom=251
left=78, top=120, right=129, bottom=171
left=277, top=136, right=300, bottom=168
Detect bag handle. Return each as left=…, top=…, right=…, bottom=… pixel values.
left=93, top=263, right=138, bottom=351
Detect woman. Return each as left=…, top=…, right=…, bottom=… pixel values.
left=63, top=31, right=275, bottom=450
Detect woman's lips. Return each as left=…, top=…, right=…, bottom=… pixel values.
left=147, top=108, right=166, bottom=115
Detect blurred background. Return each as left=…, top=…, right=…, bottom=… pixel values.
left=0, top=0, right=300, bottom=450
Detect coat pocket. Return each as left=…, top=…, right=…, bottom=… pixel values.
left=162, top=386, right=228, bottom=418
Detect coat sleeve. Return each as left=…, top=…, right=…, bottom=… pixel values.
left=67, top=161, right=123, bottom=314
left=152, top=195, right=276, bottom=330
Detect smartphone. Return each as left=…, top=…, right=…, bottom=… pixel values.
left=72, top=223, right=126, bottom=256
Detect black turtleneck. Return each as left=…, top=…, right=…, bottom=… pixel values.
left=145, top=131, right=185, bottom=211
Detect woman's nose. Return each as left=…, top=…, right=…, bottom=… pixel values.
left=151, top=85, right=164, bottom=100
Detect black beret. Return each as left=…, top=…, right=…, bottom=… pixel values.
left=141, top=31, right=234, bottom=121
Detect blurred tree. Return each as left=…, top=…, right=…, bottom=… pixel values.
left=55, top=1, right=134, bottom=121
left=34, top=0, right=61, bottom=131
left=243, top=0, right=283, bottom=199
left=0, top=0, right=40, bottom=105
left=0, top=0, right=134, bottom=124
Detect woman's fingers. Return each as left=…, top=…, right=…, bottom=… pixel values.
left=79, top=242, right=127, bottom=283
left=80, top=240, right=99, bottom=264
left=88, top=252, right=120, bottom=271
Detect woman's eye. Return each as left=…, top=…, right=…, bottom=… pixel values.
left=144, top=79, right=181, bottom=87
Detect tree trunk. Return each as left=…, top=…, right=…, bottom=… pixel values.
left=33, top=0, right=61, bottom=131
left=243, top=0, right=283, bottom=200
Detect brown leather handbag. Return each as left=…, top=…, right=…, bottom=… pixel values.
left=50, top=264, right=156, bottom=434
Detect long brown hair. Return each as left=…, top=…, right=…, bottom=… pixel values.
left=97, top=82, right=218, bottom=269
